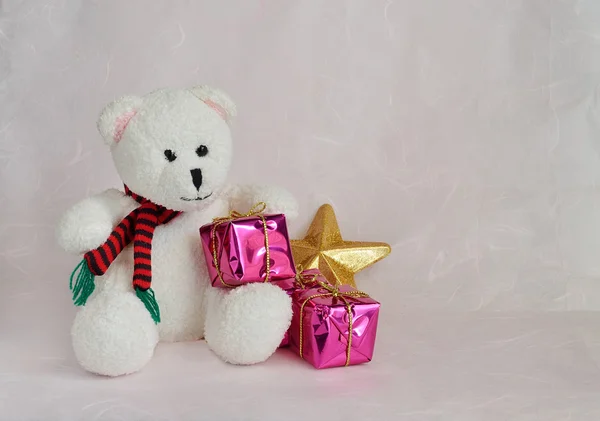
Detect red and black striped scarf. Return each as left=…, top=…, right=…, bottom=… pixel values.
left=69, top=186, right=181, bottom=323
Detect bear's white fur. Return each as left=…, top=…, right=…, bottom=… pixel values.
left=56, top=86, right=298, bottom=376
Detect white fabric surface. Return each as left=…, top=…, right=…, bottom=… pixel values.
left=1, top=1, right=599, bottom=419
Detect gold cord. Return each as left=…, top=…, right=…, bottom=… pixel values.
left=294, top=265, right=320, bottom=288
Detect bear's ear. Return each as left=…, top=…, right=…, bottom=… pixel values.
left=189, top=85, right=237, bottom=124
left=97, top=95, right=143, bottom=146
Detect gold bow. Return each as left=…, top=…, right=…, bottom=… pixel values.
left=292, top=264, right=320, bottom=288
left=213, top=201, right=267, bottom=222
left=298, top=278, right=370, bottom=367
left=210, top=201, right=271, bottom=287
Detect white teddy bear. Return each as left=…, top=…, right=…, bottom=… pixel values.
left=56, top=86, right=298, bottom=376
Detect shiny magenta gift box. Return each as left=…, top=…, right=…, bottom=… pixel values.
left=289, top=278, right=380, bottom=369
left=199, top=209, right=296, bottom=288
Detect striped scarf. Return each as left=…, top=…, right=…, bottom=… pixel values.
left=69, top=186, right=181, bottom=323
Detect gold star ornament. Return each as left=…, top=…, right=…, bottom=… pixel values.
left=291, top=204, right=391, bottom=288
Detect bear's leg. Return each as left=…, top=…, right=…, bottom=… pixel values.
left=71, top=288, right=159, bottom=376
left=204, top=283, right=292, bottom=365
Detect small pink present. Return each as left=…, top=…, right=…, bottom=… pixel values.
left=199, top=202, right=296, bottom=288
left=289, top=278, right=380, bottom=369
left=277, top=268, right=327, bottom=348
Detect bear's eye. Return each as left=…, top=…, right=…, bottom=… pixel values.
left=196, top=145, right=209, bottom=157
left=164, top=149, right=177, bottom=162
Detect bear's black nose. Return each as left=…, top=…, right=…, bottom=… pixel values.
left=190, top=168, right=203, bottom=190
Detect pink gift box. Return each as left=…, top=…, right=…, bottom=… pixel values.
left=289, top=281, right=380, bottom=369
left=199, top=212, right=296, bottom=288
left=277, top=269, right=326, bottom=348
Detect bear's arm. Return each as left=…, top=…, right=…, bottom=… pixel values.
left=224, top=184, right=298, bottom=220
left=56, top=188, right=137, bottom=255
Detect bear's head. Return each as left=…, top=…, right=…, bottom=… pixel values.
left=97, top=86, right=236, bottom=211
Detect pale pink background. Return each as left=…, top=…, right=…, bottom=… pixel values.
left=2, top=1, right=600, bottom=420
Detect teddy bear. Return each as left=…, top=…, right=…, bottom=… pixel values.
left=56, top=85, right=298, bottom=376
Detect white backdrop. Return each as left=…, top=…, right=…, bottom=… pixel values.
left=2, top=1, right=600, bottom=420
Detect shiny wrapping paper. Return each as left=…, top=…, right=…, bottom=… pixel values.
left=289, top=282, right=380, bottom=369
left=199, top=213, right=296, bottom=288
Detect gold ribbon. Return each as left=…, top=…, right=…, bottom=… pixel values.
left=210, top=202, right=271, bottom=288
left=297, top=278, right=370, bottom=367
left=293, top=264, right=319, bottom=288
